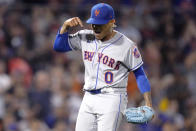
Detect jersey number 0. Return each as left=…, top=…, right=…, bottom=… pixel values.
left=105, top=71, right=113, bottom=84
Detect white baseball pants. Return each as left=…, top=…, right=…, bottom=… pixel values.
left=75, top=91, right=128, bottom=131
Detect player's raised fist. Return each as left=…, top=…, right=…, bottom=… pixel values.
left=60, top=17, right=83, bottom=34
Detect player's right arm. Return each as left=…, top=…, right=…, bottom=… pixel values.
left=53, top=17, right=83, bottom=52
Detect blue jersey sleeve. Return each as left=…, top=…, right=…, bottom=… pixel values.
left=53, top=32, right=72, bottom=52
left=133, top=65, right=151, bottom=94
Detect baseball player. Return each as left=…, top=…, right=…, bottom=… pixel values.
left=54, top=3, right=153, bottom=131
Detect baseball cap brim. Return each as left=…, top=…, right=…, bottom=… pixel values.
left=86, top=18, right=110, bottom=25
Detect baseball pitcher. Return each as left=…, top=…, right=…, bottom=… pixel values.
left=53, top=3, right=154, bottom=131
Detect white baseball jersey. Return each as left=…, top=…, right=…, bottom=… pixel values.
left=68, top=29, right=143, bottom=91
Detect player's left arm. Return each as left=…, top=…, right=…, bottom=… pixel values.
left=124, top=66, right=154, bottom=124
left=133, top=65, right=152, bottom=107
left=126, top=44, right=153, bottom=107
left=125, top=45, right=154, bottom=123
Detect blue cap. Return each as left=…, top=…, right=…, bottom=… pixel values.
left=86, top=3, right=115, bottom=25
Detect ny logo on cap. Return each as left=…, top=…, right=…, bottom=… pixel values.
left=95, top=9, right=100, bottom=16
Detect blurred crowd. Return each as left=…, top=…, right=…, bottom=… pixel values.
left=0, top=0, right=196, bottom=131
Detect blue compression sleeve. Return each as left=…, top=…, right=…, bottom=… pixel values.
left=53, top=32, right=72, bottom=52
left=133, top=66, right=151, bottom=94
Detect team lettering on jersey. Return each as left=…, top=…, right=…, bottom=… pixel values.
left=84, top=51, right=121, bottom=70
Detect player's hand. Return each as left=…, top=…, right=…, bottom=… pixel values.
left=145, top=105, right=155, bottom=121
left=60, top=17, right=83, bottom=34
left=124, top=106, right=155, bottom=124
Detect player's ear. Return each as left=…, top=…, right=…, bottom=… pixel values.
left=109, top=19, right=115, bottom=24
left=109, top=19, right=116, bottom=28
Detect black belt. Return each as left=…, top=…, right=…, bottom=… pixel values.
left=85, top=88, right=102, bottom=94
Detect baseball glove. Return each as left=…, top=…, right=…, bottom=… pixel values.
left=124, top=106, right=154, bottom=124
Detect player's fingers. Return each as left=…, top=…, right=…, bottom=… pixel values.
left=71, top=18, right=78, bottom=27
left=76, top=17, right=84, bottom=27
left=64, top=17, right=82, bottom=27
left=72, top=18, right=79, bottom=26
left=64, top=18, right=73, bottom=27
left=69, top=21, right=75, bottom=27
